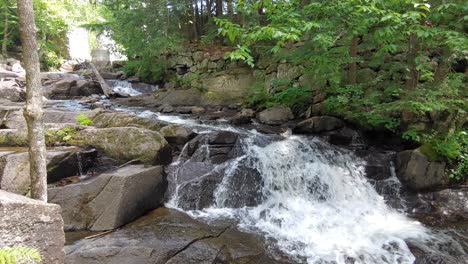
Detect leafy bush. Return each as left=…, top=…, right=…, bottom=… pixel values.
left=246, top=80, right=311, bottom=115
left=418, top=130, right=468, bottom=181
left=0, top=246, right=42, bottom=264
left=75, top=113, right=93, bottom=126
left=122, top=58, right=165, bottom=82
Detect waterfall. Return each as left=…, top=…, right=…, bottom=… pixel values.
left=106, top=80, right=142, bottom=96
left=167, top=132, right=430, bottom=263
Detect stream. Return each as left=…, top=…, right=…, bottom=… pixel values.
left=53, top=81, right=467, bottom=264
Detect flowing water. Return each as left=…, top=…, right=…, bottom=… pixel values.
left=108, top=107, right=466, bottom=264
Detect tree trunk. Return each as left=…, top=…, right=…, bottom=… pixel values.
left=348, top=35, right=358, bottom=85
left=17, top=0, right=47, bottom=201
left=433, top=49, right=450, bottom=84
left=227, top=0, right=233, bottom=16
left=89, top=62, right=113, bottom=97
left=2, top=7, right=8, bottom=57
left=215, top=0, right=222, bottom=17
left=405, top=33, right=419, bottom=90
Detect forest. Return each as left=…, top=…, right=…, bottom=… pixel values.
left=0, top=1, right=467, bottom=263
left=2, top=0, right=466, bottom=179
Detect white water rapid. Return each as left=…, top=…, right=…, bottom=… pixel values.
left=144, top=111, right=429, bottom=263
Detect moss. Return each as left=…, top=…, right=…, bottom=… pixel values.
left=419, top=143, right=440, bottom=162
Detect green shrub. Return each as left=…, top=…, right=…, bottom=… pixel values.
left=0, top=246, right=42, bottom=264
left=75, top=113, right=93, bottom=126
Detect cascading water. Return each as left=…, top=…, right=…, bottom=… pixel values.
left=106, top=79, right=142, bottom=96
left=168, top=132, right=429, bottom=263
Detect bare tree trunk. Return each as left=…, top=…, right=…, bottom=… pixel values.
left=190, top=0, right=198, bottom=40
left=215, top=0, right=222, bottom=17
left=405, top=33, right=419, bottom=90
left=348, top=35, right=358, bottom=85
left=2, top=7, right=8, bottom=57
left=89, top=62, right=113, bottom=97
left=17, top=0, right=47, bottom=201
left=227, top=0, right=233, bottom=16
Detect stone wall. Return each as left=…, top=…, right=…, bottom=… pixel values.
left=0, top=190, right=65, bottom=264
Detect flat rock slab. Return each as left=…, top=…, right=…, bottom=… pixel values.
left=49, top=165, right=166, bottom=231
left=0, top=190, right=65, bottom=264
left=65, top=208, right=289, bottom=264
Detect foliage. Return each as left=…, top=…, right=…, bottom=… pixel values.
left=0, top=246, right=41, bottom=264
left=45, top=127, right=77, bottom=144
left=245, top=81, right=311, bottom=115
left=75, top=113, right=93, bottom=126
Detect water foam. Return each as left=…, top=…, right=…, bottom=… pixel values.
left=174, top=135, right=430, bottom=263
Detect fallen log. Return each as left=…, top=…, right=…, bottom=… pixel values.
left=88, top=62, right=113, bottom=97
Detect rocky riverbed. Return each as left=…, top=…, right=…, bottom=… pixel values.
left=0, top=60, right=467, bottom=264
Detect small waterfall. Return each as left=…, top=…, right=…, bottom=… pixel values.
left=167, top=132, right=430, bottom=263
left=106, top=80, right=142, bottom=96
left=76, top=152, right=85, bottom=177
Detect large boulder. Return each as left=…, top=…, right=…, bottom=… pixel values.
left=159, top=125, right=196, bottom=146
left=257, top=106, right=294, bottom=125
left=0, top=79, right=24, bottom=102
left=48, top=165, right=166, bottom=231
left=91, top=111, right=169, bottom=131
left=0, top=190, right=64, bottom=264
left=0, top=149, right=92, bottom=195
left=294, top=116, right=344, bottom=134
left=64, top=208, right=284, bottom=264
left=74, top=127, right=171, bottom=165
left=396, top=148, right=447, bottom=191
left=43, top=76, right=103, bottom=99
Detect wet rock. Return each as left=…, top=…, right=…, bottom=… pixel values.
left=407, top=188, right=468, bottom=226
left=294, top=116, right=344, bottom=134
left=74, top=127, right=170, bottom=165
left=47, top=148, right=99, bottom=183
left=176, top=106, right=193, bottom=114
left=228, top=108, right=255, bottom=125
left=100, top=71, right=123, bottom=79
left=257, top=106, right=294, bottom=125
left=0, top=79, right=24, bottom=102
left=49, top=165, right=166, bottom=231
left=327, top=127, right=359, bottom=146
left=160, top=125, right=196, bottom=146
left=44, top=78, right=78, bottom=99
left=131, top=82, right=156, bottom=93
left=64, top=208, right=286, bottom=264
left=0, top=190, right=64, bottom=264
left=167, top=162, right=220, bottom=209
left=396, top=148, right=447, bottom=191
left=159, top=104, right=174, bottom=113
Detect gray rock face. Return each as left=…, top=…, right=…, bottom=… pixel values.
left=294, top=116, right=344, bottom=134
left=396, top=149, right=447, bottom=191
left=160, top=125, right=196, bottom=146
left=65, top=208, right=286, bottom=264
left=0, top=150, right=86, bottom=195
left=49, top=165, right=166, bottom=231
left=257, top=106, right=294, bottom=125
left=74, top=127, right=170, bottom=165
left=43, top=77, right=103, bottom=99
left=0, top=80, right=24, bottom=102
left=0, top=190, right=65, bottom=264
